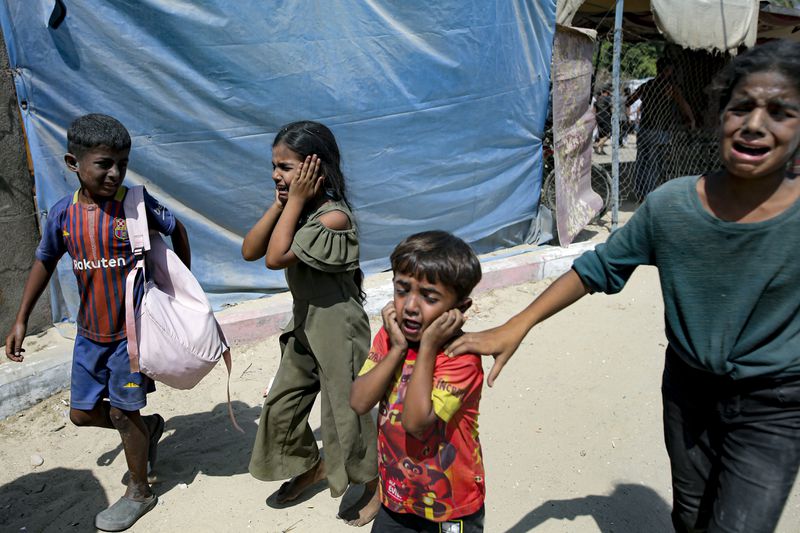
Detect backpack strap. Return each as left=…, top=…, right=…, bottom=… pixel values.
left=123, top=186, right=151, bottom=254
left=123, top=185, right=150, bottom=374
left=222, top=348, right=243, bottom=433
left=124, top=267, right=143, bottom=373
left=214, top=323, right=242, bottom=432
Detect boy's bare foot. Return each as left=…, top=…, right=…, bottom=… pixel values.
left=338, top=478, right=380, bottom=527
left=275, top=460, right=326, bottom=504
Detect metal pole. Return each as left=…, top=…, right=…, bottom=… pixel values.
left=611, top=0, right=624, bottom=230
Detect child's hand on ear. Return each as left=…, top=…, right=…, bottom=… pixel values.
left=421, top=309, right=465, bottom=352
left=381, top=302, right=408, bottom=351
left=288, top=154, right=323, bottom=204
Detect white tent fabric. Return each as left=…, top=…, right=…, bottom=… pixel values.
left=651, top=0, right=757, bottom=53
left=556, top=0, right=759, bottom=53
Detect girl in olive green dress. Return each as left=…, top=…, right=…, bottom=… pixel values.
left=242, top=121, right=379, bottom=526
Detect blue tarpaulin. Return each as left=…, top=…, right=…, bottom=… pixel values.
left=1, top=1, right=555, bottom=322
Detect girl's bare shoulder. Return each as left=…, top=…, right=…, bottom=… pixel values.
left=318, top=208, right=351, bottom=230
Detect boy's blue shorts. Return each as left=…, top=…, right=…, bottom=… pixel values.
left=70, top=335, right=155, bottom=411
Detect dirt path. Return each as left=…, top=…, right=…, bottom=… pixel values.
left=2, top=266, right=799, bottom=532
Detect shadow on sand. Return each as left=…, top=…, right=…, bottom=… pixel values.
left=0, top=467, right=109, bottom=532
left=96, top=401, right=339, bottom=507
left=505, top=482, right=672, bottom=532
left=98, top=400, right=262, bottom=494
left=15, top=400, right=360, bottom=527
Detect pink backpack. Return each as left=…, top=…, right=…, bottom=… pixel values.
left=123, top=186, right=241, bottom=430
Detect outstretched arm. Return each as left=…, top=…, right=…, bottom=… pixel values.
left=350, top=303, right=408, bottom=415
left=5, top=258, right=57, bottom=361
left=445, top=269, right=589, bottom=387
left=170, top=219, right=191, bottom=269
left=403, top=309, right=464, bottom=438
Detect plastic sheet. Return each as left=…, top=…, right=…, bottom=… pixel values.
left=1, top=0, right=555, bottom=321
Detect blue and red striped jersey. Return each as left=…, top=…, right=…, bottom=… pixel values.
left=36, top=186, right=176, bottom=342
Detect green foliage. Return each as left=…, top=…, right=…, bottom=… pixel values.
left=596, top=41, right=663, bottom=81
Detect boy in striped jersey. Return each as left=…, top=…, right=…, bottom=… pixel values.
left=5, top=114, right=190, bottom=531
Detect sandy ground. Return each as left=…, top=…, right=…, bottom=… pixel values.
left=3, top=235, right=800, bottom=532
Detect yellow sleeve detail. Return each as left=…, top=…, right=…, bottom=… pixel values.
left=431, top=387, right=462, bottom=423
left=358, top=357, right=378, bottom=377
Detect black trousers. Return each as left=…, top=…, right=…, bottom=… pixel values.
left=371, top=505, right=484, bottom=533
left=662, top=349, right=800, bottom=533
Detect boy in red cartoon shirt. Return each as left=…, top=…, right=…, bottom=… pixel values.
left=351, top=231, right=485, bottom=532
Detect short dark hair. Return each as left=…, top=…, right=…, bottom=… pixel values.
left=712, top=39, right=800, bottom=114
left=390, top=231, right=482, bottom=302
left=67, top=114, right=131, bottom=158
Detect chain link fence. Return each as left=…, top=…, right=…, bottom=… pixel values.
left=590, top=41, right=730, bottom=202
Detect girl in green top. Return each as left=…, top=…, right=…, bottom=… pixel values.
left=449, top=40, right=800, bottom=533
left=242, top=121, right=379, bottom=526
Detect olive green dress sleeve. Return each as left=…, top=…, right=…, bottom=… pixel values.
left=291, top=212, right=360, bottom=273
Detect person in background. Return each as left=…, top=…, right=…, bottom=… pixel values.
left=593, top=85, right=613, bottom=155
left=628, top=57, right=696, bottom=200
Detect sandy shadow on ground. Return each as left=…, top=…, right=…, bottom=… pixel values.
left=505, top=483, right=672, bottom=532
left=0, top=467, right=109, bottom=532
left=95, top=401, right=334, bottom=502
left=97, top=401, right=263, bottom=494
left=572, top=228, right=599, bottom=242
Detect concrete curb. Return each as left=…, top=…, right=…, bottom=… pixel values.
left=0, top=342, right=72, bottom=420
left=0, top=241, right=596, bottom=420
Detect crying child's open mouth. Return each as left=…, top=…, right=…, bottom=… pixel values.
left=733, top=142, right=770, bottom=157
left=402, top=320, right=421, bottom=335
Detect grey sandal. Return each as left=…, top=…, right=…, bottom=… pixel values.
left=95, top=494, right=157, bottom=531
